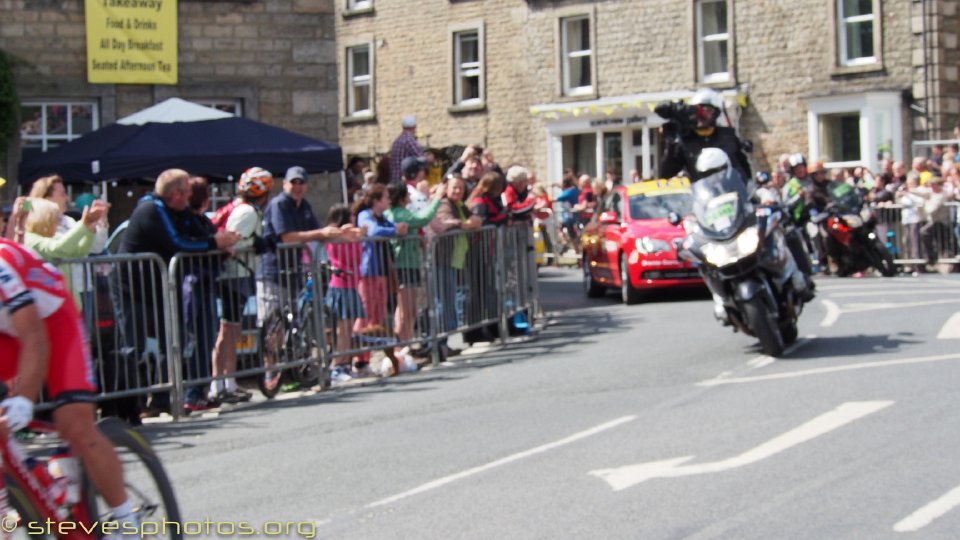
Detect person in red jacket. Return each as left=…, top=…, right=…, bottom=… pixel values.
left=501, top=165, right=535, bottom=221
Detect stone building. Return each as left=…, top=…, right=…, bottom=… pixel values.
left=336, top=0, right=960, bottom=183
left=0, top=0, right=341, bottom=215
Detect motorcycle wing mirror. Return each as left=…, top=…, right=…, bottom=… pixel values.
left=668, top=211, right=682, bottom=226
left=599, top=211, right=620, bottom=225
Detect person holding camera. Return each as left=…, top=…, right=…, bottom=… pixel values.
left=656, top=88, right=751, bottom=182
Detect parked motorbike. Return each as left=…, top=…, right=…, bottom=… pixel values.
left=676, top=149, right=812, bottom=357
left=811, top=183, right=896, bottom=277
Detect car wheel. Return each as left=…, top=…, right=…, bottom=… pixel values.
left=584, top=256, right=604, bottom=298
left=620, top=253, right=642, bottom=305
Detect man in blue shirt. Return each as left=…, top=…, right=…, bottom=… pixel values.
left=257, top=167, right=361, bottom=368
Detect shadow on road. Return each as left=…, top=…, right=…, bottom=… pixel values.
left=782, top=332, right=923, bottom=360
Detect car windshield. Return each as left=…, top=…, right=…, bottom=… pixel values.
left=629, top=192, right=692, bottom=220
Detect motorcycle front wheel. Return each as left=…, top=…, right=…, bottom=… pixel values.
left=743, top=295, right=784, bottom=357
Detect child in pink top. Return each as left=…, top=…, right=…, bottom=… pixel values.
left=324, top=205, right=365, bottom=375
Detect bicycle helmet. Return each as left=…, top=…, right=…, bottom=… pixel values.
left=239, top=167, right=274, bottom=197
left=787, top=153, right=806, bottom=169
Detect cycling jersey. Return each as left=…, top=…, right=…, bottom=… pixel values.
left=0, top=239, right=96, bottom=403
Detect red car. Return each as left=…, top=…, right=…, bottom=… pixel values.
left=581, top=178, right=704, bottom=304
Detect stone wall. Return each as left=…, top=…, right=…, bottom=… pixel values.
left=0, top=0, right=340, bottom=216
left=336, top=0, right=935, bottom=177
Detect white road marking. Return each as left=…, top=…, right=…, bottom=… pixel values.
left=590, top=401, right=893, bottom=491
left=366, top=415, right=637, bottom=508
left=697, top=352, right=960, bottom=387
left=699, top=337, right=813, bottom=386
left=827, top=289, right=955, bottom=298
left=843, top=299, right=960, bottom=313
left=936, top=312, right=960, bottom=339
left=820, top=299, right=841, bottom=327
left=893, top=483, right=960, bottom=532
left=747, top=356, right=774, bottom=369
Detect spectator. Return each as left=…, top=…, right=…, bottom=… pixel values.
left=210, top=168, right=273, bottom=404
left=919, top=177, right=950, bottom=271
left=445, top=145, right=478, bottom=177
left=460, top=155, right=483, bottom=193
left=385, top=182, right=441, bottom=363
left=469, top=171, right=508, bottom=226
left=628, top=169, right=641, bottom=183
left=345, top=156, right=367, bottom=201
left=400, top=156, right=430, bottom=214
left=323, top=204, right=365, bottom=381
left=22, top=197, right=108, bottom=307
left=912, top=156, right=934, bottom=186
left=29, top=175, right=109, bottom=318
left=554, top=176, right=581, bottom=253
left=573, top=174, right=597, bottom=224
left=895, top=172, right=925, bottom=271
left=889, top=160, right=907, bottom=191
left=116, top=168, right=240, bottom=415
left=428, top=175, right=481, bottom=358
left=4, top=197, right=28, bottom=242
left=502, top=165, right=535, bottom=222
left=259, top=166, right=360, bottom=328
left=180, top=176, right=222, bottom=412
left=353, top=184, right=408, bottom=374
left=480, top=148, right=503, bottom=177
left=389, top=116, right=424, bottom=185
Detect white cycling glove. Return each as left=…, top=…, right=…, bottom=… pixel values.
left=1, top=396, right=34, bottom=432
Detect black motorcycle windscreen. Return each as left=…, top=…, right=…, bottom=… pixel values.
left=691, top=168, right=752, bottom=240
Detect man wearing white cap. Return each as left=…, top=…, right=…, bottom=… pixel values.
left=389, top=115, right=424, bottom=184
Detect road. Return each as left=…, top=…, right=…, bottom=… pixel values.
left=144, top=268, right=960, bottom=539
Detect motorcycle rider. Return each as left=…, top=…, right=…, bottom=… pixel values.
left=657, top=88, right=752, bottom=182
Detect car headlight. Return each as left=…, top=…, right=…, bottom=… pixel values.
left=702, top=227, right=760, bottom=267
left=635, top=237, right=672, bottom=255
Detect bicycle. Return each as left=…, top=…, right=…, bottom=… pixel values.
left=0, top=414, right=181, bottom=539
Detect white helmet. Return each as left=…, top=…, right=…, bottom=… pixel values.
left=690, top=88, right=724, bottom=109
left=695, top=147, right=731, bottom=176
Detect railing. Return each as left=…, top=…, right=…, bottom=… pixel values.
left=872, top=202, right=959, bottom=264
left=44, top=223, right=539, bottom=421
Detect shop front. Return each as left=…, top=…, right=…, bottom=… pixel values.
left=530, top=90, right=744, bottom=184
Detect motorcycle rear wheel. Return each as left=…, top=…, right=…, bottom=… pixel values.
left=869, top=238, right=897, bottom=277
left=743, top=296, right=784, bottom=357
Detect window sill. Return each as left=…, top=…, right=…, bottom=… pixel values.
left=557, top=89, right=597, bottom=102
left=831, top=62, right=883, bottom=77
left=343, top=6, right=375, bottom=18
left=342, top=114, right=376, bottom=125
left=448, top=102, right=486, bottom=114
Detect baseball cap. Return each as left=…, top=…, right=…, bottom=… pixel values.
left=284, top=166, right=307, bottom=183
left=401, top=156, right=426, bottom=178
left=402, top=116, right=416, bottom=129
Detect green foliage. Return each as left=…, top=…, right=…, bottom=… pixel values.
left=0, top=49, right=18, bottom=163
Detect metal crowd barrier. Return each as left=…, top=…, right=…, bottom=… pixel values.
left=871, top=202, right=959, bottom=265
left=47, top=221, right=539, bottom=421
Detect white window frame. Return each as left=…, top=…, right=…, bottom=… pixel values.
left=19, top=100, right=99, bottom=154
left=560, top=15, right=593, bottom=97
left=346, top=0, right=372, bottom=11
left=695, top=0, right=730, bottom=84
left=806, top=92, right=902, bottom=173
left=452, top=27, right=484, bottom=107
left=837, top=0, right=876, bottom=66
left=345, top=43, right=374, bottom=118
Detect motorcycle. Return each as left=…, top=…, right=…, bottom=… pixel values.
left=811, top=183, right=896, bottom=277
left=676, top=149, right=811, bottom=357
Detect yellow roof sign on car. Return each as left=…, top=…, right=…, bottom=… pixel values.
left=627, top=177, right=690, bottom=196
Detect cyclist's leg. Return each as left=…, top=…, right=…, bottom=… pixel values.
left=44, top=305, right=127, bottom=507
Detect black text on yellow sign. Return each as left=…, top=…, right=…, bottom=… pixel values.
left=85, top=0, right=178, bottom=85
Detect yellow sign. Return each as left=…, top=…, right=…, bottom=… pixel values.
left=627, top=177, right=691, bottom=196
left=85, top=0, right=178, bottom=84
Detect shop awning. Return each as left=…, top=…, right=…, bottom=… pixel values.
left=529, top=89, right=748, bottom=121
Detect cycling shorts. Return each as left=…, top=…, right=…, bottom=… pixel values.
left=0, top=301, right=97, bottom=406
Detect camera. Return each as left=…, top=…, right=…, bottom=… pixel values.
left=654, top=101, right=695, bottom=138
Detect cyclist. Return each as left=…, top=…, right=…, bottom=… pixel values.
left=0, top=237, right=138, bottom=527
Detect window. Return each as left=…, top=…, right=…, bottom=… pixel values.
left=696, top=0, right=730, bottom=83
left=195, top=100, right=243, bottom=117
left=19, top=101, right=98, bottom=164
left=838, top=0, right=875, bottom=66
left=346, top=44, right=373, bottom=117
left=806, top=92, right=902, bottom=170
left=346, top=0, right=372, bottom=11
left=453, top=29, right=483, bottom=106
left=560, top=15, right=593, bottom=96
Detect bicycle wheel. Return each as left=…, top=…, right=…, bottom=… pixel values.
left=289, top=305, right=320, bottom=387
left=84, top=417, right=183, bottom=540
left=258, top=312, right=284, bottom=399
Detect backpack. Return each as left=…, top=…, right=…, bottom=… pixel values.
left=211, top=199, right=240, bottom=232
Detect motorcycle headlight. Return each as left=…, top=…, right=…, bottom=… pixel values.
left=702, top=227, right=760, bottom=267
left=635, top=236, right=672, bottom=255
